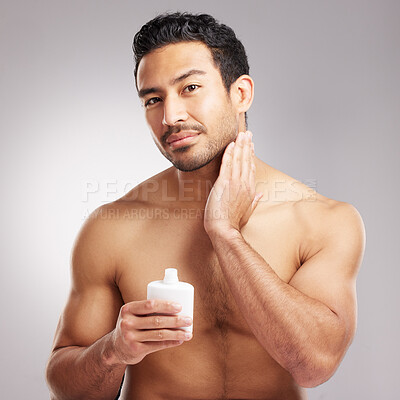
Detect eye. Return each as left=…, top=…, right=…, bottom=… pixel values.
left=183, top=84, right=199, bottom=93
left=145, top=97, right=161, bottom=107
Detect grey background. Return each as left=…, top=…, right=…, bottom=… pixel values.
left=1, top=0, right=399, bottom=398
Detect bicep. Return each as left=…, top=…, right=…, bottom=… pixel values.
left=53, top=283, right=123, bottom=350
left=52, top=209, right=124, bottom=350
left=289, top=203, right=365, bottom=341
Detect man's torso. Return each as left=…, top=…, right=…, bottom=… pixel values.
left=98, top=165, right=334, bottom=399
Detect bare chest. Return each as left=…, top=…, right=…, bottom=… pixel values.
left=117, top=208, right=304, bottom=398
left=117, top=205, right=301, bottom=336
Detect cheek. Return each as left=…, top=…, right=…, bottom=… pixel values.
left=145, top=110, right=164, bottom=135
left=189, top=93, right=223, bottom=124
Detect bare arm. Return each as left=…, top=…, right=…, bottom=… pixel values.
left=207, top=210, right=364, bottom=387
left=204, top=131, right=365, bottom=387
left=46, top=334, right=126, bottom=400
left=46, top=208, right=192, bottom=400
left=46, top=210, right=126, bottom=400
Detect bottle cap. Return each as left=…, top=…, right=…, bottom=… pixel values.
left=163, top=268, right=179, bottom=284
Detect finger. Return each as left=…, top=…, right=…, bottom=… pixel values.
left=249, top=142, right=256, bottom=190
left=219, top=141, right=235, bottom=179
left=241, top=131, right=252, bottom=183
left=136, top=328, right=192, bottom=342
left=232, top=131, right=245, bottom=181
left=122, top=299, right=182, bottom=317
left=134, top=314, right=192, bottom=330
left=143, top=339, right=185, bottom=355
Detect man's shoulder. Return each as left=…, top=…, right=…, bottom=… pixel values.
left=72, top=191, right=162, bottom=281
left=292, top=192, right=363, bottom=231
left=119, top=166, right=176, bottom=205
left=288, top=193, right=365, bottom=263
left=257, top=165, right=363, bottom=230
left=81, top=167, right=177, bottom=241
left=256, top=164, right=365, bottom=259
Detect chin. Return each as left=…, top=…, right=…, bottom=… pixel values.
left=172, top=159, right=210, bottom=172
left=171, top=149, right=224, bottom=172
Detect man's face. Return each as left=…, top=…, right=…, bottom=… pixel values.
left=136, top=41, right=239, bottom=172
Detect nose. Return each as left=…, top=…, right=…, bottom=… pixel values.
left=162, top=95, right=188, bottom=127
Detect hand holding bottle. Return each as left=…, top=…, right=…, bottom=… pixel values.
left=108, top=299, right=192, bottom=366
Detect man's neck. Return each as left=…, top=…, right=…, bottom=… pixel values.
left=173, top=155, right=268, bottom=205
left=175, top=154, right=222, bottom=204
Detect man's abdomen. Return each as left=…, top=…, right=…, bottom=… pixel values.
left=121, top=327, right=307, bottom=400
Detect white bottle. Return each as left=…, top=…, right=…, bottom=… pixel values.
left=147, top=268, right=194, bottom=333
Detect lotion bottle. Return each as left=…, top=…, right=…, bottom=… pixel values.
left=147, top=268, right=194, bottom=333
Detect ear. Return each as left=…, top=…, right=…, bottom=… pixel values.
left=231, top=75, right=254, bottom=113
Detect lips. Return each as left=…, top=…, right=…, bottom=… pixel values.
left=166, top=131, right=199, bottom=144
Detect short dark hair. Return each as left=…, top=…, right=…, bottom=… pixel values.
left=132, top=12, right=249, bottom=93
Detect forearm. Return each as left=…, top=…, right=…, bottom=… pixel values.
left=209, top=228, right=346, bottom=387
left=46, top=331, right=126, bottom=400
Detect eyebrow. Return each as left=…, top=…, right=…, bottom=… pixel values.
left=138, top=69, right=207, bottom=98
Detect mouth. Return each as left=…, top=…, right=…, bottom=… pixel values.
left=166, top=132, right=200, bottom=149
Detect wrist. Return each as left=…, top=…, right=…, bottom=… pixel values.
left=101, top=331, right=125, bottom=368
left=206, top=225, right=242, bottom=242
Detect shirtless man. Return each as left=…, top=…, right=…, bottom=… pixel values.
left=46, top=12, right=365, bottom=400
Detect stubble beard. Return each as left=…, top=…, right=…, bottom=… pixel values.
left=155, top=109, right=238, bottom=172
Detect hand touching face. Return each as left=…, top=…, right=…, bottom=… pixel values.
left=204, top=131, right=263, bottom=236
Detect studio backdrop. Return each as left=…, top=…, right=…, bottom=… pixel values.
left=0, top=1, right=399, bottom=399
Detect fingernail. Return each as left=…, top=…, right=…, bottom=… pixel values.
left=185, top=332, right=192, bottom=340
left=172, top=302, right=182, bottom=311
left=183, top=316, right=192, bottom=325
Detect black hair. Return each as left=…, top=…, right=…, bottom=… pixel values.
left=132, top=12, right=249, bottom=93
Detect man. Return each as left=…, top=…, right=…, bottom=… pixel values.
left=46, top=12, right=365, bottom=400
